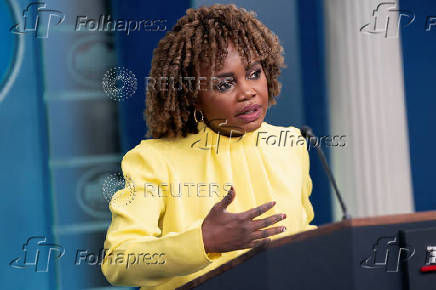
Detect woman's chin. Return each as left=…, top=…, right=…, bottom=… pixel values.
left=206, top=115, right=265, bottom=136
left=237, top=118, right=264, bottom=134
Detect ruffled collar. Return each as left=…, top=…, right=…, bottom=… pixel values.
left=189, top=121, right=266, bottom=154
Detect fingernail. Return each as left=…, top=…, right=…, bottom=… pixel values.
left=282, top=226, right=286, bottom=232
left=282, top=214, right=286, bottom=219
left=271, top=201, right=276, bottom=206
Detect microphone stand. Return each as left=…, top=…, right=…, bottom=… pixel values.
left=301, top=126, right=351, bottom=221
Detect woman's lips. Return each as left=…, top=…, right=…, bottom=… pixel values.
left=235, top=106, right=262, bottom=123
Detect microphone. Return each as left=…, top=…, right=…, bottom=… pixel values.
left=300, top=126, right=351, bottom=220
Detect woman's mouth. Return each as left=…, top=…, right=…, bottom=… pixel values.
left=235, top=104, right=262, bottom=123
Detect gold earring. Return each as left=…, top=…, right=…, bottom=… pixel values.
left=194, top=109, right=204, bottom=123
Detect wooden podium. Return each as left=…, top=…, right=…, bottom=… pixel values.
left=179, top=211, right=436, bottom=290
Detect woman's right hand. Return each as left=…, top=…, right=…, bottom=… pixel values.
left=201, top=186, right=287, bottom=253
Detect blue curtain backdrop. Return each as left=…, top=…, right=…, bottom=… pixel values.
left=297, top=0, right=332, bottom=225
left=399, top=0, right=436, bottom=211
left=113, top=1, right=191, bottom=153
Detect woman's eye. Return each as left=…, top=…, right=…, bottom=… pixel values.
left=215, top=81, right=234, bottom=92
left=248, top=69, right=262, bottom=80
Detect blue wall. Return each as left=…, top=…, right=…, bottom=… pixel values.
left=0, top=0, right=52, bottom=288
left=399, top=0, right=436, bottom=211
left=114, top=0, right=191, bottom=153
left=297, top=0, right=332, bottom=224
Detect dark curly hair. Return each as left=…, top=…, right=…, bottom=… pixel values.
left=145, top=4, right=285, bottom=138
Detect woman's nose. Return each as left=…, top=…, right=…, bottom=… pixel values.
left=237, top=81, right=256, bottom=101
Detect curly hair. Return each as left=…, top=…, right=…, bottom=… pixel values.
left=145, top=4, right=285, bottom=138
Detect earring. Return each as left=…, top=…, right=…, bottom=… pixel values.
left=194, top=109, right=204, bottom=123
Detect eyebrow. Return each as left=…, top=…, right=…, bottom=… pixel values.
left=215, top=61, right=261, bottom=78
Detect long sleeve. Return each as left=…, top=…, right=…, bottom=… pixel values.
left=101, top=142, right=214, bottom=288
left=101, top=122, right=318, bottom=289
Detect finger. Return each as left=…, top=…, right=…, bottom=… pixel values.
left=250, top=226, right=286, bottom=240
left=239, top=201, right=276, bottom=220
left=247, top=238, right=272, bottom=249
left=215, top=186, right=235, bottom=211
left=250, top=213, right=286, bottom=231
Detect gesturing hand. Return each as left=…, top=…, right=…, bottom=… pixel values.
left=201, top=186, right=287, bottom=253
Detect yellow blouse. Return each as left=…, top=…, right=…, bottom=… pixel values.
left=101, top=121, right=317, bottom=289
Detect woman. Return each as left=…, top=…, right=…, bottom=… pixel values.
left=101, top=4, right=317, bottom=289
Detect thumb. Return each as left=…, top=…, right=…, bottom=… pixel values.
left=216, top=186, right=235, bottom=211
